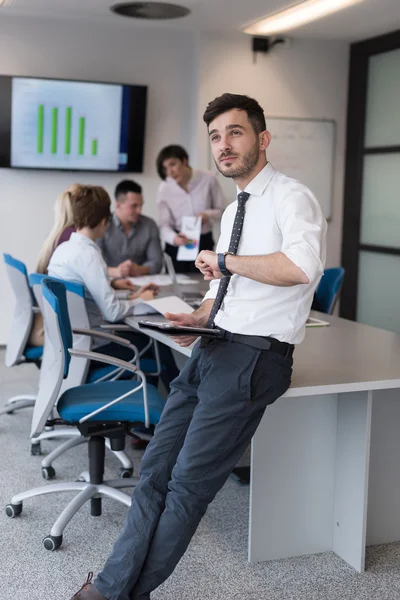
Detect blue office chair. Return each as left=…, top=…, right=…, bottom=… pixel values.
left=30, top=273, right=141, bottom=478
left=313, top=267, right=345, bottom=315
left=0, top=254, right=43, bottom=416
left=6, top=278, right=165, bottom=550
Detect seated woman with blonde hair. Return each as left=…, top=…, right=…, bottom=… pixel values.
left=29, top=184, right=81, bottom=346
left=36, top=183, right=81, bottom=275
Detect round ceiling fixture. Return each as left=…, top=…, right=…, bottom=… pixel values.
left=111, top=2, right=190, bottom=20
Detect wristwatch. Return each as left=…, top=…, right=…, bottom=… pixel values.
left=218, top=252, right=234, bottom=277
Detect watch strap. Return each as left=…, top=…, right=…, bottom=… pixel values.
left=218, top=252, right=233, bottom=277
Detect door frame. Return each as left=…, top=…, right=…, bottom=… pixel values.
left=340, top=29, right=400, bottom=320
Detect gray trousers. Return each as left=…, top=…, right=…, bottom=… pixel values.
left=95, top=338, right=293, bottom=600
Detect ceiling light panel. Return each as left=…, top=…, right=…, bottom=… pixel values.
left=244, top=0, right=367, bottom=35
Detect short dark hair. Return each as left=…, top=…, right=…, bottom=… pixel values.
left=115, top=180, right=142, bottom=200
left=203, top=93, right=266, bottom=135
left=156, top=145, right=189, bottom=180
left=73, top=185, right=111, bottom=230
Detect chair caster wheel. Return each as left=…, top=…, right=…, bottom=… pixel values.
left=42, top=466, right=56, bottom=480
left=119, top=468, right=133, bottom=479
left=5, top=503, right=22, bottom=518
left=75, top=471, right=90, bottom=483
left=43, top=535, right=63, bottom=551
left=31, top=443, right=42, bottom=456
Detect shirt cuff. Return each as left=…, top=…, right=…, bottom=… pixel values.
left=161, top=227, right=177, bottom=246
left=202, top=286, right=218, bottom=302
left=142, top=261, right=156, bottom=274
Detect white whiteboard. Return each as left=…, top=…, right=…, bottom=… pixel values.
left=207, top=117, right=335, bottom=220
left=266, top=117, right=335, bottom=220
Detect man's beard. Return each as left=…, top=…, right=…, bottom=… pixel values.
left=215, top=141, right=260, bottom=179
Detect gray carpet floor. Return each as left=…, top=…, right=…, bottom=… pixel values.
left=1, top=351, right=400, bottom=600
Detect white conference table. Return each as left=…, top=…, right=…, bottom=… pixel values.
left=126, top=309, right=400, bottom=573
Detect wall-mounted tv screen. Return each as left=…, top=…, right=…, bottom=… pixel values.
left=0, top=76, right=147, bottom=172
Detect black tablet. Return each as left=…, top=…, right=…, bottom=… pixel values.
left=138, top=321, right=221, bottom=338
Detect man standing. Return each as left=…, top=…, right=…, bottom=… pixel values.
left=71, top=93, right=326, bottom=600
left=98, top=180, right=163, bottom=278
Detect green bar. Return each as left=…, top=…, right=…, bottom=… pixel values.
left=78, top=117, right=85, bottom=155
left=37, top=105, right=44, bottom=154
left=91, top=139, right=98, bottom=156
left=65, top=107, right=72, bottom=155
left=51, top=107, right=58, bottom=154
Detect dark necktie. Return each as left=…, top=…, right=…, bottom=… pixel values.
left=206, top=191, right=250, bottom=328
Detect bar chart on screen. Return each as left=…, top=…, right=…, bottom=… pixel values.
left=11, top=78, right=123, bottom=170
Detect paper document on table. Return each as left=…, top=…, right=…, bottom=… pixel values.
left=176, top=274, right=199, bottom=284
left=129, top=274, right=173, bottom=286
left=129, top=274, right=198, bottom=286
left=306, top=317, right=330, bottom=327
left=132, top=295, right=194, bottom=316
left=177, top=216, right=202, bottom=261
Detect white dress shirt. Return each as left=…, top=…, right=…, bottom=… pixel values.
left=48, top=232, right=142, bottom=345
left=157, top=169, right=224, bottom=245
left=203, top=162, right=327, bottom=345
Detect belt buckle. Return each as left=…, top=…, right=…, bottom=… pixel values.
left=221, top=329, right=234, bottom=342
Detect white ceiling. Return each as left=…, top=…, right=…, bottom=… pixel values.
left=1, top=0, right=399, bottom=41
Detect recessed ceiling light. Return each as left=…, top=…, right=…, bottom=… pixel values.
left=243, top=0, right=367, bottom=36
left=111, top=2, right=191, bottom=20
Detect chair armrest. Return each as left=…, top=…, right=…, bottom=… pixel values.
left=72, top=328, right=140, bottom=381
left=68, top=349, right=149, bottom=428
left=72, top=328, right=131, bottom=346
left=100, top=323, right=131, bottom=331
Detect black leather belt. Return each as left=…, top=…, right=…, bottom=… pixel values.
left=203, top=328, right=294, bottom=358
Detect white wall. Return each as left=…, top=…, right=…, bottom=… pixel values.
left=0, top=16, right=195, bottom=343
left=194, top=32, right=349, bottom=270
left=0, top=17, right=349, bottom=343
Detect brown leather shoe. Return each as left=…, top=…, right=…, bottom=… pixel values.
left=70, top=573, right=107, bottom=599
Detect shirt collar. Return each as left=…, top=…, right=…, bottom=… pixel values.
left=188, top=169, right=199, bottom=188
left=237, top=162, right=276, bottom=198
left=72, top=231, right=98, bottom=248
left=113, top=214, right=140, bottom=231
left=113, top=214, right=122, bottom=228
left=166, top=168, right=199, bottom=191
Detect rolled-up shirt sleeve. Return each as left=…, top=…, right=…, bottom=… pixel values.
left=202, top=278, right=219, bottom=302
left=79, top=250, right=141, bottom=322
left=278, top=186, right=327, bottom=284
left=142, top=221, right=163, bottom=274
left=157, top=185, right=177, bottom=246
left=203, top=176, right=224, bottom=221
left=202, top=208, right=230, bottom=302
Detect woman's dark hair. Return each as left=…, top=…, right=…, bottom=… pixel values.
left=156, top=145, right=189, bottom=180
left=72, top=185, right=111, bottom=230
left=203, top=93, right=266, bottom=135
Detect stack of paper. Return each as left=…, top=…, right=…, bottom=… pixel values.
left=132, top=295, right=193, bottom=316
